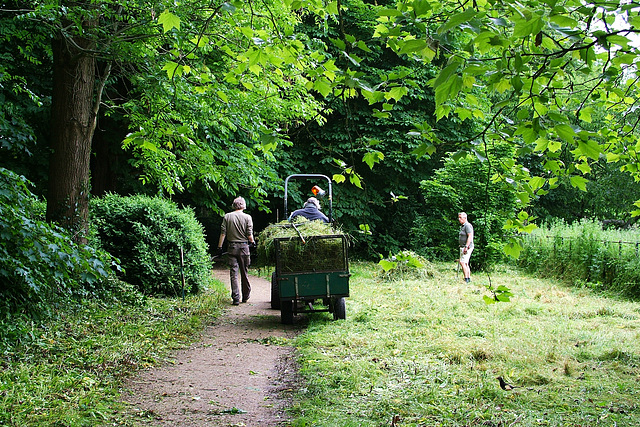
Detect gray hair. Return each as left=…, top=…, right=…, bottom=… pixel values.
left=304, top=197, right=320, bottom=210
left=232, top=196, right=246, bottom=210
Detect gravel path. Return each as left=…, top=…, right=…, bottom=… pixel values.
left=123, top=267, right=300, bottom=426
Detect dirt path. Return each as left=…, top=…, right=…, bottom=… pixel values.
left=123, top=267, right=300, bottom=426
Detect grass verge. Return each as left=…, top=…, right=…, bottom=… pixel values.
left=0, top=279, right=227, bottom=426
left=288, top=261, right=640, bottom=426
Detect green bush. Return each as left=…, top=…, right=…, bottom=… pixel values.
left=0, top=168, right=117, bottom=343
left=90, top=194, right=213, bottom=296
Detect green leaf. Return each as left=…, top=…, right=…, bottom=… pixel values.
left=387, top=86, right=408, bottom=102
left=363, top=151, right=384, bottom=170
left=378, top=259, right=397, bottom=272
left=313, top=77, right=333, bottom=97
left=357, top=40, right=372, bottom=53
left=569, top=175, right=588, bottom=191
left=411, top=143, right=436, bottom=158
left=512, top=14, right=543, bottom=38
left=579, top=107, right=594, bottom=123
left=432, top=61, right=460, bottom=88
left=378, top=8, right=404, bottom=17
left=162, top=61, right=180, bottom=79
left=607, top=35, right=631, bottom=49
left=350, top=173, right=362, bottom=188
left=554, top=124, right=576, bottom=144
left=412, top=0, right=432, bottom=16
left=576, top=140, right=603, bottom=160
left=438, top=8, right=477, bottom=34
left=504, top=239, right=523, bottom=259
left=158, top=10, right=180, bottom=33
left=399, top=39, right=428, bottom=55
left=435, top=75, right=462, bottom=105
left=333, top=174, right=346, bottom=184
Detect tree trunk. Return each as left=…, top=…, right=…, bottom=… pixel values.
left=46, top=22, right=97, bottom=240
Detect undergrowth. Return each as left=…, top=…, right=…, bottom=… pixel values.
left=0, top=281, right=226, bottom=426
left=519, top=219, right=640, bottom=298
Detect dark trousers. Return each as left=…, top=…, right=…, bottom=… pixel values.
left=227, top=242, right=251, bottom=302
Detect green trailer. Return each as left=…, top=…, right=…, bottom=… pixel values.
left=270, top=174, right=350, bottom=324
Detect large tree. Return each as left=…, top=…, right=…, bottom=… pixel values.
left=1, top=1, right=329, bottom=236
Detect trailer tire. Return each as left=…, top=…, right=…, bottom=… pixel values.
left=270, top=272, right=281, bottom=310
left=332, top=297, right=346, bottom=320
left=281, top=299, right=294, bottom=324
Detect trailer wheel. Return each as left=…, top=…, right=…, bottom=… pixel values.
left=270, top=272, right=281, bottom=310
left=281, top=299, right=294, bottom=324
left=332, top=297, right=346, bottom=320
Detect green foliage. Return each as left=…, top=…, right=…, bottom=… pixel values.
left=0, top=288, right=225, bottom=426
left=90, top=194, right=213, bottom=296
left=411, top=146, right=519, bottom=269
left=0, top=168, right=116, bottom=324
left=532, top=161, right=640, bottom=225
left=519, top=220, right=640, bottom=298
left=285, top=0, right=474, bottom=258
left=377, top=250, right=434, bottom=281
left=0, top=9, right=51, bottom=185
left=377, top=0, right=640, bottom=239
left=118, top=0, right=327, bottom=215
left=482, top=284, right=514, bottom=304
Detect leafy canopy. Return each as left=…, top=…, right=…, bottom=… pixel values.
left=373, top=0, right=640, bottom=248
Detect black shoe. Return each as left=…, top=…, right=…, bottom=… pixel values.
left=242, top=298, right=249, bottom=303
left=232, top=300, right=240, bottom=305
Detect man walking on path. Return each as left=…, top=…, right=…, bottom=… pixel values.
left=217, top=196, right=255, bottom=305
left=458, top=212, right=474, bottom=283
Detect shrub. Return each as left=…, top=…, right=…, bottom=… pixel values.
left=0, top=168, right=116, bottom=332
left=90, top=194, right=213, bottom=296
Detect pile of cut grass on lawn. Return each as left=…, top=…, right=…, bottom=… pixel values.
left=287, top=262, right=640, bottom=426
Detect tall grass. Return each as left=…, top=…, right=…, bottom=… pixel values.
left=287, top=261, right=640, bottom=426
left=518, top=220, right=640, bottom=298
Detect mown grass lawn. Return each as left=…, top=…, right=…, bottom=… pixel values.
left=286, top=262, right=640, bottom=426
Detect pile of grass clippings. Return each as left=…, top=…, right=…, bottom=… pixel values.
left=256, top=218, right=346, bottom=272
left=377, top=250, right=435, bottom=281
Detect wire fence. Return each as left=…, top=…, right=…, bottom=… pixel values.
left=519, top=228, right=640, bottom=297
left=525, top=233, right=640, bottom=257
